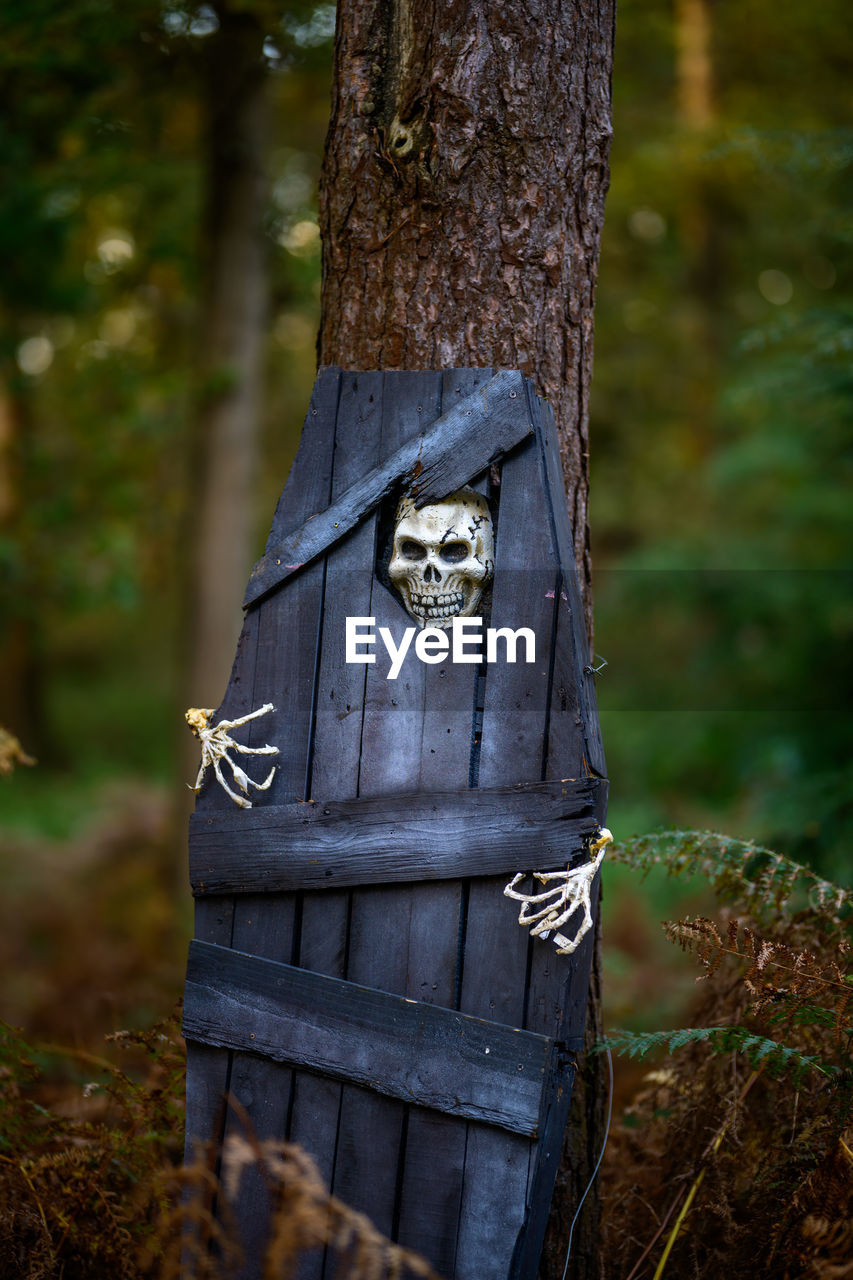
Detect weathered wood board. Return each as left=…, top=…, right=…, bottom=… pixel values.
left=189, top=778, right=604, bottom=895
left=182, top=368, right=607, bottom=1280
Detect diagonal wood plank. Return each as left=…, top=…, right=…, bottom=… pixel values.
left=183, top=940, right=552, bottom=1137
left=243, top=368, right=532, bottom=607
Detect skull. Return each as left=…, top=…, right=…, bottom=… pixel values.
left=388, top=488, right=494, bottom=628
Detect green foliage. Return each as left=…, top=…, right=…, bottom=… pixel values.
left=601, top=1024, right=835, bottom=1083
left=592, top=0, right=853, bottom=875
left=0, top=0, right=334, bottom=778
left=609, top=828, right=853, bottom=927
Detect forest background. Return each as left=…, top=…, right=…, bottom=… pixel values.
left=0, top=0, right=851, bottom=1269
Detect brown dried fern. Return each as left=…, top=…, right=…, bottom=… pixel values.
left=779, top=1129, right=853, bottom=1279
left=664, top=916, right=853, bottom=1035
left=221, top=1132, right=441, bottom=1280
left=168, top=1126, right=443, bottom=1280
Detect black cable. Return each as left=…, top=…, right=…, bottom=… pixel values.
left=561, top=1047, right=614, bottom=1280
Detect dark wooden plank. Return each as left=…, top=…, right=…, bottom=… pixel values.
left=454, top=1125, right=533, bottom=1280
left=393, top=365, right=494, bottom=1272
left=186, top=592, right=270, bottom=1160
left=454, top=390, right=561, bottom=1274
left=183, top=941, right=552, bottom=1136
left=243, top=369, right=533, bottom=607
left=508, top=391, right=605, bottom=1272
left=522, top=392, right=607, bottom=1061
left=538, top=396, right=606, bottom=780
left=477, top=433, right=559, bottom=793
left=287, top=370, right=385, bottom=1280
left=466, top=425, right=559, bottom=1025
left=189, top=779, right=604, bottom=895
left=213, top=368, right=340, bottom=1280
left=411, top=366, right=508, bottom=505
left=362, top=369, right=471, bottom=1279
left=183, top=607, right=265, bottom=1269
left=524, top=791, right=608, bottom=1052
left=309, top=370, right=385, bottom=802
left=514, top=388, right=594, bottom=1059
left=508, top=1049, right=576, bottom=1280
left=324, top=371, right=443, bottom=1249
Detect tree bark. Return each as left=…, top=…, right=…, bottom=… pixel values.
left=319, top=3, right=613, bottom=1275
left=319, top=0, right=613, bottom=615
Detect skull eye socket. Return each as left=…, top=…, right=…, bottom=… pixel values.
left=400, top=539, right=426, bottom=560
left=439, top=541, right=471, bottom=564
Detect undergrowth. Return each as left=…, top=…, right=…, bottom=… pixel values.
left=0, top=1013, right=186, bottom=1278
left=601, top=830, right=853, bottom=1280
left=4, top=824, right=851, bottom=1278
left=0, top=1013, right=439, bottom=1279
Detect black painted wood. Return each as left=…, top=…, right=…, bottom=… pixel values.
left=184, top=940, right=551, bottom=1136
left=189, top=778, right=604, bottom=896
left=243, top=368, right=532, bottom=607
left=539, top=398, right=606, bottom=781
left=509, top=1048, right=577, bottom=1280
left=183, top=368, right=608, bottom=1280
left=184, top=611, right=262, bottom=1173
left=323, top=370, right=446, bottom=1253
left=452, top=412, right=561, bottom=1274
left=288, top=368, right=386, bottom=1280
left=524, top=390, right=606, bottom=1078
left=216, top=368, right=340, bottom=1280
left=184, top=372, right=346, bottom=1272
left=392, top=364, right=492, bottom=1273
left=516, top=387, right=596, bottom=1068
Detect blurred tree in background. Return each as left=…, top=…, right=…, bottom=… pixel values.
left=0, top=0, right=333, bottom=822
left=590, top=0, right=853, bottom=882
left=0, top=0, right=850, bottom=891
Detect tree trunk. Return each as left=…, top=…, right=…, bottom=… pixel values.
left=178, top=3, right=269, bottom=850
left=319, top=0, right=613, bottom=616
left=675, top=0, right=713, bottom=130
left=674, top=0, right=720, bottom=465
left=318, top=4, right=613, bottom=1275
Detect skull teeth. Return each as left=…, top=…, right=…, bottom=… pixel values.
left=410, top=591, right=465, bottom=619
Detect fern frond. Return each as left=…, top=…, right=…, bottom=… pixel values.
left=610, top=829, right=852, bottom=926
left=599, top=1025, right=835, bottom=1081
left=664, top=917, right=853, bottom=1035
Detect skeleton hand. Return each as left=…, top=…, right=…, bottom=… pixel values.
left=186, top=703, right=279, bottom=809
left=504, top=827, right=612, bottom=955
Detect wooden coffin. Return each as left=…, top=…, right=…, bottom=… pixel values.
left=182, top=367, right=608, bottom=1279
